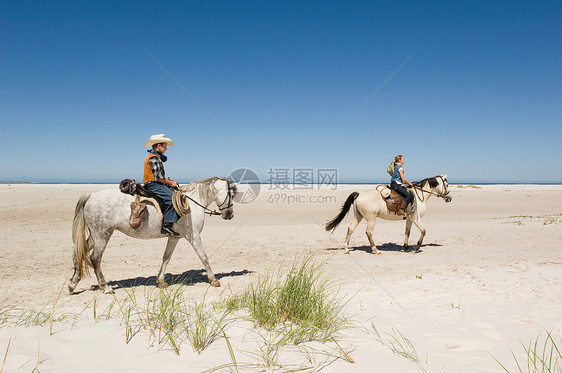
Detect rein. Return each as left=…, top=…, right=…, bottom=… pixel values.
left=410, top=176, right=449, bottom=202
left=411, top=185, right=436, bottom=202
left=175, top=181, right=234, bottom=217
left=185, top=194, right=222, bottom=216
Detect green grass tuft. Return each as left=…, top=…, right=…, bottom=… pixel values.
left=494, top=330, right=562, bottom=373
left=224, top=255, right=350, bottom=345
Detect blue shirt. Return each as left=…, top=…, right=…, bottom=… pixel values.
left=391, top=165, right=403, bottom=184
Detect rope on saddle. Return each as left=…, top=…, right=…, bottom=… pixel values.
left=138, top=197, right=163, bottom=220
left=172, top=190, right=191, bottom=217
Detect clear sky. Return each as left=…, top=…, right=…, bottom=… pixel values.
left=2, top=1, right=561, bottom=184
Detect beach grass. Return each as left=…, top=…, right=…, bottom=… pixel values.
left=108, top=284, right=231, bottom=355
left=1, top=257, right=353, bottom=370
left=543, top=215, right=561, bottom=225
left=1, top=337, right=11, bottom=373
left=0, top=300, right=74, bottom=329
left=495, top=330, right=562, bottom=373
left=207, top=255, right=354, bottom=371
left=224, top=255, right=351, bottom=345
left=184, top=294, right=230, bottom=354
left=457, top=185, right=482, bottom=189
left=387, top=326, right=426, bottom=370
left=370, top=322, right=428, bottom=372
left=0, top=255, right=352, bottom=369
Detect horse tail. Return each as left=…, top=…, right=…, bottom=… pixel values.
left=72, top=194, right=92, bottom=278
left=325, top=192, right=359, bottom=232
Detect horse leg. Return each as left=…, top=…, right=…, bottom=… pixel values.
left=90, top=229, right=114, bottom=294
left=404, top=219, right=413, bottom=251
left=156, top=237, right=180, bottom=288
left=344, top=214, right=363, bottom=254
left=365, top=219, right=380, bottom=255
left=413, top=218, right=426, bottom=249
left=68, top=267, right=81, bottom=293
left=191, top=235, right=220, bottom=287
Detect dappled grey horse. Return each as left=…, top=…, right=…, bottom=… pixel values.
left=69, top=177, right=236, bottom=293
left=326, top=175, right=452, bottom=254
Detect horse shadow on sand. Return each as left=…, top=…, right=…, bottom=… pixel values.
left=326, top=242, right=442, bottom=254
left=80, top=269, right=252, bottom=293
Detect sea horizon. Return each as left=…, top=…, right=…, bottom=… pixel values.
left=2, top=181, right=562, bottom=186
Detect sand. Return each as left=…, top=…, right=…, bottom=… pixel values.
left=0, top=183, right=561, bottom=372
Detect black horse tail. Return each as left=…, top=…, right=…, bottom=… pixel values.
left=325, top=192, right=359, bottom=232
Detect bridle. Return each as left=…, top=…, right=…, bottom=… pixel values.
left=180, top=180, right=234, bottom=217
left=411, top=176, right=450, bottom=202
left=217, top=180, right=235, bottom=212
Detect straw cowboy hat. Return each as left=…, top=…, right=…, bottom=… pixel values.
left=144, top=134, right=174, bottom=147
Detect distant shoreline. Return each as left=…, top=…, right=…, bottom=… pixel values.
left=2, top=181, right=561, bottom=186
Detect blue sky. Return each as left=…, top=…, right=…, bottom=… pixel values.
left=2, top=1, right=560, bottom=183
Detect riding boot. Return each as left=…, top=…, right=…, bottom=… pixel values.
left=161, top=222, right=180, bottom=237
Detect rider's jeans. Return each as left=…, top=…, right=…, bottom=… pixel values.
left=144, top=181, right=180, bottom=223
left=390, top=181, right=413, bottom=205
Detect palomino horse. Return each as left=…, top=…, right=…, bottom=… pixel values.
left=69, top=177, right=236, bottom=293
left=326, top=175, right=451, bottom=254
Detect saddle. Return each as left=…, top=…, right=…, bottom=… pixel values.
left=136, top=184, right=166, bottom=212
left=376, top=185, right=410, bottom=215
left=119, top=179, right=167, bottom=228
left=385, top=190, right=408, bottom=215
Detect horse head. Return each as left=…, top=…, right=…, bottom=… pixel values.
left=439, top=174, right=452, bottom=202
left=214, top=178, right=236, bottom=220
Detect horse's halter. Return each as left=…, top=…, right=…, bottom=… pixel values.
left=438, top=176, right=451, bottom=199
left=216, top=180, right=235, bottom=212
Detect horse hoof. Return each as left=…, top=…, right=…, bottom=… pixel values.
left=158, top=281, right=169, bottom=289
left=210, top=280, right=221, bottom=287
left=68, top=282, right=76, bottom=294
left=102, top=286, right=115, bottom=294
left=375, top=251, right=382, bottom=255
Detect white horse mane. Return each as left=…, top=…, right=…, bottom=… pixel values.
left=179, top=176, right=229, bottom=201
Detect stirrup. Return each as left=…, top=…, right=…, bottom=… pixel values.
left=161, top=224, right=180, bottom=237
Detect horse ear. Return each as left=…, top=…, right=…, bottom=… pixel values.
left=443, top=173, right=448, bottom=179
left=229, top=181, right=239, bottom=194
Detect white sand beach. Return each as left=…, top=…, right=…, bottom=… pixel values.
left=0, top=183, right=561, bottom=372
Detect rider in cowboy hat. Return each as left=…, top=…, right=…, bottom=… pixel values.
left=143, top=134, right=181, bottom=237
